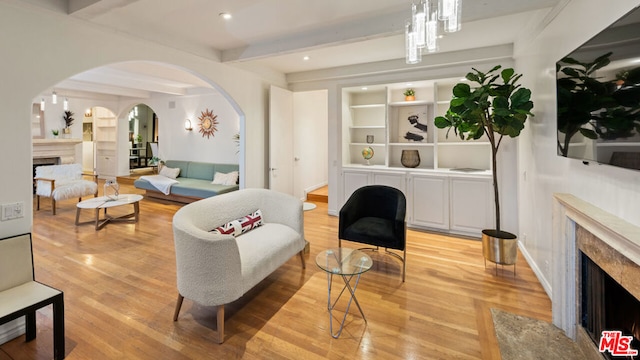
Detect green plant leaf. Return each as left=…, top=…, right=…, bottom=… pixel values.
left=501, top=68, right=514, bottom=83
left=579, top=128, right=598, bottom=139
left=452, top=83, right=471, bottom=97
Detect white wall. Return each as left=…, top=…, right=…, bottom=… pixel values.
left=121, top=93, right=240, bottom=174
left=293, top=90, right=329, bottom=200
left=0, top=1, right=284, bottom=240
left=514, top=0, right=640, bottom=295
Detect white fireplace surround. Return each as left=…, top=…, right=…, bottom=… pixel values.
left=32, top=138, right=81, bottom=164
left=552, top=193, right=640, bottom=345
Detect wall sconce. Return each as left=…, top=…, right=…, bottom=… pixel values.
left=84, top=108, right=92, bottom=117
left=184, top=119, right=193, bottom=131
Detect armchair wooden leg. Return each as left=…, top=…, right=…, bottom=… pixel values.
left=299, top=250, right=306, bottom=269
left=52, top=198, right=56, bottom=215
left=36, top=195, right=40, bottom=210
left=217, top=305, right=224, bottom=344
left=173, top=294, right=184, bottom=321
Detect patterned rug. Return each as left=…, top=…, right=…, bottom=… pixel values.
left=491, top=308, right=591, bottom=360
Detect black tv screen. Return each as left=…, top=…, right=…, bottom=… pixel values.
left=556, top=6, right=640, bottom=170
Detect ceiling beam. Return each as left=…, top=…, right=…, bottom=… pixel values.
left=221, top=9, right=407, bottom=63
left=68, top=0, right=140, bottom=19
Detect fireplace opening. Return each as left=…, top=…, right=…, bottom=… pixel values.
left=582, top=252, right=640, bottom=359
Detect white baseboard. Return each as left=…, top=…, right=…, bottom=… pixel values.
left=518, top=242, right=553, bottom=299
left=0, top=318, right=25, bottom=345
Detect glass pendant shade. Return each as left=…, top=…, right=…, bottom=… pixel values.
left=444, top=0, right=461, bottom=33
left=63, top=98, right=69, bottom=111
left=52, top=91, right=57, bottom=104
left=412, top=1, right=427, bottom=48
left=405, top=20, right=421, bottom=64
left=438, top=0, right=455, bottom=20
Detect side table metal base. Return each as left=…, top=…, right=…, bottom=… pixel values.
left=325, top=271, right=367, bottom=338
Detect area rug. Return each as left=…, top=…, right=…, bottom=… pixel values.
left=491, top=308, right=589, bottom=360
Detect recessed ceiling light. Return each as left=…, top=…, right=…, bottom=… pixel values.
left=361, top=87, right=368, bottom=90
left=303, top=56, right=310, bottom=61
left=219, top=12, right=232, bottom=20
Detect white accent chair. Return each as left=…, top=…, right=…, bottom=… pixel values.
left=172, top=188, right=306, bottom=343
left=0, top=233, right=65, bottom=359
left=34, top=163, right=98, bottom=215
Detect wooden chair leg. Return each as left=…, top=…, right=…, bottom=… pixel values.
left=217, top=305, right=224, bottom=344
left=173, top=294, right=184, bottom=321
left=299, top=250, right=306, bottom=269
left=53, top=294, right=65, bottom=360
left=52, top=198, right=56, bottom=215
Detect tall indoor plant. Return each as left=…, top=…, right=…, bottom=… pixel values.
left=434, top=65, right=534, bottom=265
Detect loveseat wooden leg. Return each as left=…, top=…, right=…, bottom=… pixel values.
left=299, top=250, right=306, bottom=269
left=173, top=294, right=184, bottom=321
left=217, top=305, right=224, bottom=344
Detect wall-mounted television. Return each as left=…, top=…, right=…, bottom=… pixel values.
left=556, top=6, right=640, bottom=171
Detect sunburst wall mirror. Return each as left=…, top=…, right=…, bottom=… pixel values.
left=198, top=108, right=218, bottom=138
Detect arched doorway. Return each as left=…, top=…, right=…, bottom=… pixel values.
left=35, top=61, right=245, bottom=184
left=126, top=104, right=158, bottom=173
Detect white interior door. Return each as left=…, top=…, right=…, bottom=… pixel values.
left=269, top=85, right=294, bottom=195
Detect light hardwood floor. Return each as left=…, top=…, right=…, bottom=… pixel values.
left=1, top=182, right=551, bottom=359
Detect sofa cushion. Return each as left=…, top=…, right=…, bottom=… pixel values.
left=211, top=209, right=263, bottom=236
left=159, top=166, right=180, bottom=179
left=164, top=160, right=191, bottom=178
left=170, top=179, right=238, bottom=198
left=212, top=171, right=239, bottom=185
left=234, top=223, right=302, bottom=291
left=186, top=162, right=215, bottom=181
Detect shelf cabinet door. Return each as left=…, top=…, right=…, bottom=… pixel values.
left=409, top=174, right=449, bottom=230
left=343, top=170, right=370, bottom=204
left=449, top=176, right=494, bottom=235
left=372, top=171, right=406, bottom=194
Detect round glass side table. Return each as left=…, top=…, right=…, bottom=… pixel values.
left=315, top=247, right=373, bottom=338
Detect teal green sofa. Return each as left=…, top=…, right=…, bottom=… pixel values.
left=134, top=160, right=239, bottom=203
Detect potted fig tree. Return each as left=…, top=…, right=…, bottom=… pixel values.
left=434, top=65, right=534, bottom=267
left=62, top=110, right=74, bottom=135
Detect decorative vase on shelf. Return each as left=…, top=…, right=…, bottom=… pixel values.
left=401, top=149, right=420, bottom=168
left=362, top=146, right=374, bottom=165
left=366, top=134, right=374, bottom=144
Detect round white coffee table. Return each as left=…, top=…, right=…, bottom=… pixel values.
left=75, top=194, right=143, bottom=230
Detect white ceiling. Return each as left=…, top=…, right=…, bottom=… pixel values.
left=23, top=0, right=564, bottom=98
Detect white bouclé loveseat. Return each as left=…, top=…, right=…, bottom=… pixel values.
left=171, top=188, right=306, bottom=343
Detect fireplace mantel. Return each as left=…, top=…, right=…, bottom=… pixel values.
left=552, top=193, right=640, bottom=345
left=32, top=138, right=82, bottom=164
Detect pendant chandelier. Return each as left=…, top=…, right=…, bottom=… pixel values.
left=406, top=0, right=462, bottom=64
